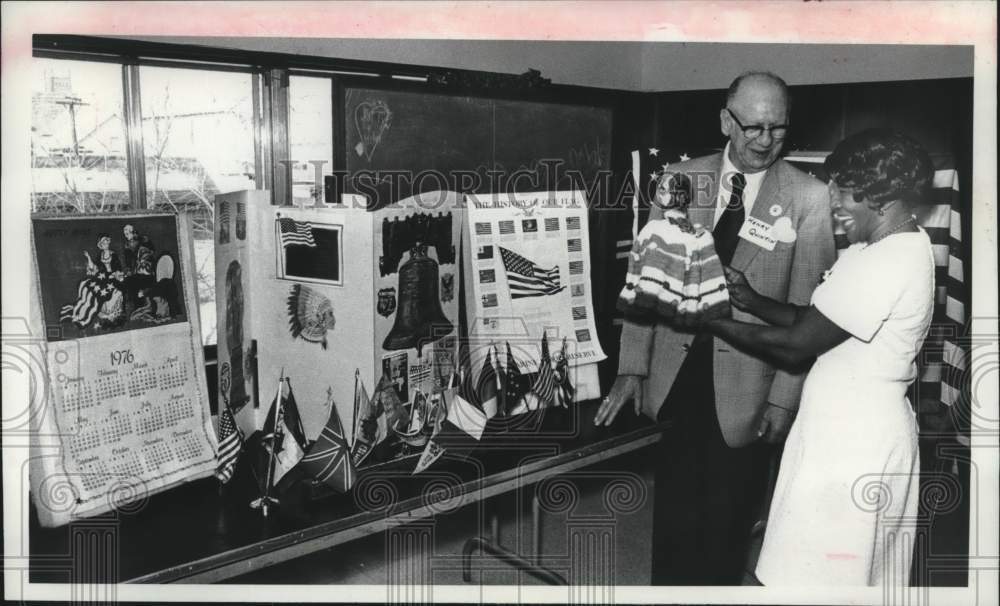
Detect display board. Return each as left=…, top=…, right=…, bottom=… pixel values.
left=341, top=86, right=613, bottom=207
left=462, top=191, right=605, bottom=402
left=29, top=212, right=216, bottom=527
left=216, top=191, right=462, bottom=467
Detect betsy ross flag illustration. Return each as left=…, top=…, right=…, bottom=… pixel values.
left=499, top=247, right=564, bottom=299
left=278, top=217, right=317, bottom=247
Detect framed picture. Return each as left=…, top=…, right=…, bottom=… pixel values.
left=275, top=217, right=343, bottom=286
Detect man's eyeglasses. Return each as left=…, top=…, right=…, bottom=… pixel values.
left=725, top=108, right=789, bottom=140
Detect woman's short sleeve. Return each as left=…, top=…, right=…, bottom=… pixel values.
left=811, top=247, right=903, bottom=342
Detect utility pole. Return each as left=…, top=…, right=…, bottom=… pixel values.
left=54, top=95, right=88, bottom=157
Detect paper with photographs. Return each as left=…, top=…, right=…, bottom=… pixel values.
left=465, top=191, right=606, bottom=377
left=29, top=212, right=216, bottom=527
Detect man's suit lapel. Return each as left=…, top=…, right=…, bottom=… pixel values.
left=730, top=161, right=787, bottom=272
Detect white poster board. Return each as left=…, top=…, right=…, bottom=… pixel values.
left=463, top=190, right=604, bottom=400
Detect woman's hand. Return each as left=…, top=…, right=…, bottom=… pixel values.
left=83, top=251, right=98, bottom=275
left=723, top=266, right=759, bottom=312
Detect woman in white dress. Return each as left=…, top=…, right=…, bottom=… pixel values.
left=706, top=129, right=936, bottom=586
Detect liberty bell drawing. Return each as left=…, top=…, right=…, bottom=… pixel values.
left=383, top=243, right=453, bottom=356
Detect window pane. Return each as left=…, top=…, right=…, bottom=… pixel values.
left=289, top=75, right=333, bottom=206
left=31, top=58, right=129, bottom=213
left=139, top=66, right=256, bottom=345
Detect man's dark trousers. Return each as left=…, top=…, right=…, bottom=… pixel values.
left=649, top=333, right=773, bottom=585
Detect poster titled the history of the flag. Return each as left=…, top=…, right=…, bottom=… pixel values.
left=464, top=191, right=606, bottom=381
left=29, top=212, right=217, bottom=528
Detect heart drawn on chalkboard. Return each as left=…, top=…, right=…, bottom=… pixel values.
left=354, top=99, right=393, bottom=162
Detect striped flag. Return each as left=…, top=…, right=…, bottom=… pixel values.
left=499, top=247, right=564, bottom=299
left=219, top=201, right=231, bottom=243
left=531, top=333, right=557, bottom=405
left=544, top=217, right=560, bottom=232
left=214, top=404, right=243, bottom=483
left=301, top=398, right=356, bottom=493
left=499, top=220, right=515, bottom=235
left=278, top=217, right=317, bottom=248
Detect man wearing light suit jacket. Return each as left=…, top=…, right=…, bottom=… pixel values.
left=595, top=72, right=836, bottom=584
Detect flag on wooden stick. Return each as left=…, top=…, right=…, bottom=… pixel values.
left=350, top=371, right=382, bottom=467
left=554, top=337, right=575, bottom=407
left=261, top=377, right=307, bottom=484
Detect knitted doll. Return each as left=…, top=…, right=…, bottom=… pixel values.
left=617, top=172, right=730, bottom=322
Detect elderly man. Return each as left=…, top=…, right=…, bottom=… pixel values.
left=595, top=71, right=836, bottom=584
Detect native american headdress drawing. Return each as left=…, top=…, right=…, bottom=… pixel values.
left=287, top=284, right=336, bottom=349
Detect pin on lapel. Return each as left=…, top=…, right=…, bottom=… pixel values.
left=769, top=204, right=783, bottom=218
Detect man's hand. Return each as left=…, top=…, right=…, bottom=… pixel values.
left=594, top=375, right=643, bottom=426
left=723, top=265, right=760, bottom=312
left=756, top=403, right=795, bottom=443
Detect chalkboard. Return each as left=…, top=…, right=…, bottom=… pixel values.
left=341, top=86, right=612, bottom=208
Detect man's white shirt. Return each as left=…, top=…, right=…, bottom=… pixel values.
left=712, top=142, right=767, bottom=229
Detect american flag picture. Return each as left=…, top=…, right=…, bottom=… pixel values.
left=499, top=247, right=565, bottom=299
left=214, top=405, right=243, bottom=484
left=278, top=217, right=317, bottom=248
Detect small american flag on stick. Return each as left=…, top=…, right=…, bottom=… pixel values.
left=214, top=405, right=243, bottom=484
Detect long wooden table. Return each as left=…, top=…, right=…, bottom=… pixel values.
left=29, top=400, right=664, bottom=584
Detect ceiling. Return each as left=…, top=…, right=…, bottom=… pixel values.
left=120, top=37, right=973, bottom=92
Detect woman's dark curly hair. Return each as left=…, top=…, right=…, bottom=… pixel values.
left=824, top=128, right=934, bottom=207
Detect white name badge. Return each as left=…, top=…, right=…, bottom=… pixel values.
left=738, top=216, right=778, bottom=251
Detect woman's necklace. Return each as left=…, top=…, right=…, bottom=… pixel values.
left=867, top=215, right=917, bottom=247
